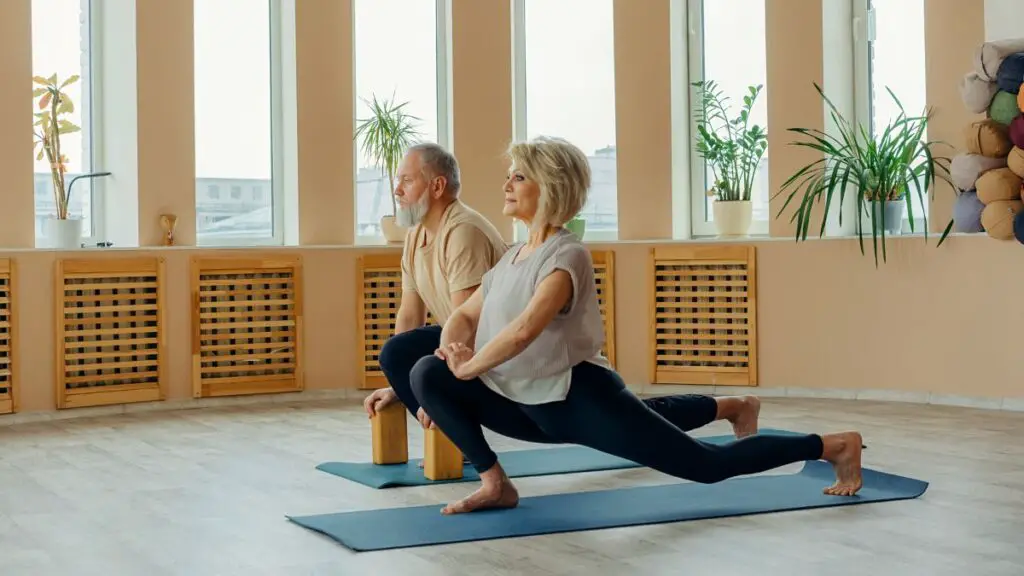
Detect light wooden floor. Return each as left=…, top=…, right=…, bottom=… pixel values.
left=0, top=395, right=1021, bottom=575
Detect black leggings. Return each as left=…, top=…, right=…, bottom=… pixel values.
left=378, top=326, right=721, bottom=446
left=409, top=355, right=825, bottom=484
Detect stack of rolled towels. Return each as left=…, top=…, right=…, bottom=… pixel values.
left=956, top=38, right=1024, bottom=241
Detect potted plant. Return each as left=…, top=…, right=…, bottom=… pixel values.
left=774, top=83, right=954, bottom=266
left=354, top=92, right=422, bottom=244
left=692, top=80, right=768, bottom=236
left=33, top=73, right=102, bottom=249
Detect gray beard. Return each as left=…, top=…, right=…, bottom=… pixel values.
left=395, top=195, right=430, bottom=228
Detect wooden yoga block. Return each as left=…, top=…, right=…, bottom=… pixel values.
left=423, top=426, right=464, bottom=480
left=371, top=402, right=408, bottom=465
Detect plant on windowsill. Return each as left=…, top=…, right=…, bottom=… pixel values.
left=773, top=83, right=954, bottom=266
left=33, top=73, right=111, bottom=249
left=692, top=80, right=768, bottom=237
left=354, top=92, right=422, bottom=244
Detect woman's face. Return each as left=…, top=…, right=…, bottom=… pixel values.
left=502, top=162, right=541, bottom=224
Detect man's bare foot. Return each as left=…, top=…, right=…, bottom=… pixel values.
left=441, top=477, right=519, bottom=515
left=728, top=396, right=760, bottom=438
left=820, top=431, right=863, bottom=496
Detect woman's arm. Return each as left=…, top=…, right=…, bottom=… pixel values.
left=453, top=269, right=573, bottom=380
left=439, top=286, right=484, bottom=351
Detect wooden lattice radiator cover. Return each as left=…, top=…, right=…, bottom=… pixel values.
left=649, top=245, right=758, bottom=386
left=56, top=257, right=166, bottom=409
left=0, top=258, right=13, bottom=414
left=191, top=255, right=303, bottom=398
left=357, top=249, right=616, bottom=389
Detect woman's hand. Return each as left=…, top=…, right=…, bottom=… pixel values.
left=436, top=342, right=477, bottom=380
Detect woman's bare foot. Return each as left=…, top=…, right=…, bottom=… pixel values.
left=820, top=431, right=863, bottom=496
left=441, top=463, right=519, bottom=515
left=719, top=395, right=760, bottom=438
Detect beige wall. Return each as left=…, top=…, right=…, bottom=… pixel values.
left=8, top=232, right=1022, bottom=413
left=2, top=0, right=1014, bottom=414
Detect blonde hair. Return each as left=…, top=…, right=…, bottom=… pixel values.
left=506, top=136, right=591, bottom=230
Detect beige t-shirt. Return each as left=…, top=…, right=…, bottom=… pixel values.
left=401, top=200, right=508, bottom=325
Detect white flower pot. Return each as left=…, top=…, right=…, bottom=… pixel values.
left=44, top=218, right=83, bottom=249
left=379, top=215, right=407, bottom=244
left=712, top=200, right=753, bottom=237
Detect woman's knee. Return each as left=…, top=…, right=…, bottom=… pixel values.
left=408, top=355, right=454, bottom=402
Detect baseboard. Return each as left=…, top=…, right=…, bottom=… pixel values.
left=0, top=388, right=364, bottom=426
left=1, top=384, right=1021, bottom=426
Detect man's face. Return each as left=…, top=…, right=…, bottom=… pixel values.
left=394, top=152, right=432, bottom=227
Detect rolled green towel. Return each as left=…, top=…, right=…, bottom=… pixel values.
left=989, top=90, right=1022, bottom=126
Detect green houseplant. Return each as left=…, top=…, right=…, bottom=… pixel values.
left=774, top=83, right=954, bottom=266
left=692, top=80, right=769, bottom=236
left=34, top=73, right=82, bottom=248
left=354, top=92, right=422, bottom=243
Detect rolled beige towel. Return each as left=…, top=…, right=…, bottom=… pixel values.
left=965, top=119, right=1013, bottom=158
left=974, top=38, right=1024, bottom=81
left=960, top=72, right=998, bottom=113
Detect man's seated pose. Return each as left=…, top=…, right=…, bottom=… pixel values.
left=362, top=142, right=508, bottom=431
left=404, top=136, right=864, bottom=514
left=363, top=143, right=765, bottom=453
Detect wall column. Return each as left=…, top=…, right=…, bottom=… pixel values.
left=613, top=0, right=673, bottom=240
left=925, top=0, right=985, bottom=234
left=295, top=0, right=354, bottom=245
left=135, top=0, right=197, bottom=246
left=0, top=0, right=36, bottom=249
left=765, top=0, right=825, bottom=238
left=450, top=0, right=514, bottom=240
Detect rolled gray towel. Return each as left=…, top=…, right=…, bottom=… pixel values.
left=951, top=153, right=1008, bottom=191
left=960, top=72, right=997, bottom=113
left=975, top=38, right=1024, bottom=81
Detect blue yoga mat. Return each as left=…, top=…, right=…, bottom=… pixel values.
left=317, top=428, right=801, bottom=488
left=289, top=460, right=928, bottom=551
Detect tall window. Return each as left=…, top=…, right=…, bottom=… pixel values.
left=688, top=0, right=769, bottom=236
left=31, top=0, right=95, bottom=241
left=354, top=0, right=442, bottom=240
left=194, top=0, right=281, bottom=245
left=860, top=0, right=928, bottom=231
left=514, top=0, right=618, bottom=240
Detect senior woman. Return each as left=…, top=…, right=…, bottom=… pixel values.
left=408, top=136, right=863, bottom=515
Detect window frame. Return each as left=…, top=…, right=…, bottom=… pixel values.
left=194, top=0, right=286, bottom=248
left=685, top=0, right=769, bottom=238
left=32, top=0, right=104, bottom=246
left=352, top=0, right=450, bottom=246
left=510, top=0, right=620, bottom=244
left=852, top=0, right=928, bottom=235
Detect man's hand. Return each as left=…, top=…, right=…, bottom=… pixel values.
left=363, top=387, right=398, bottom=418
left=416, top=407, right=435, bottom=429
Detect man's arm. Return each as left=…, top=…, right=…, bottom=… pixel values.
left=394, top=290, right=427, bottom=335
left=440, top=287, right=484, bottom=351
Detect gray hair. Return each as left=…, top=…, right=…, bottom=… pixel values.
left=407, top=142, right=461, bottom=197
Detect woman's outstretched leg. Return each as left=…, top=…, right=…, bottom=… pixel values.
left=524, top=362, right=863, bottom=495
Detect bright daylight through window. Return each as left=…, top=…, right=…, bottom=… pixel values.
left=689, top=0, right=769, bottom=236
left=866, top=0, right=927, bottom=229
left=354, top=0, right=441, bottom=240
left=194, top=0, right=278, bottom=244
left=31, top=0, right=95, bottom=242
left=519, top=0, right=618, bottom=239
